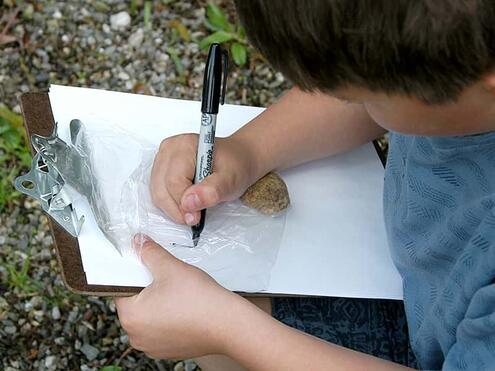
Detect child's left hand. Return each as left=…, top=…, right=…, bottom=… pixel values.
left=114, top=234, right=244, bottom=360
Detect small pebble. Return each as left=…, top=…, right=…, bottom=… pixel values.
left=117, top=71, right=130, bottom=81
left=4, top=325, right=17, bottom=335
left=51, top=306, right=61, bottom=320
left=45, top=355, right=57, bottom=368
left=80, top=343, right=99, bottom=361
left=129, top=28, right=144, bottom=48
left=119, top=334, right=128, bottom=344
left=110, top=11, right=131, bottom=30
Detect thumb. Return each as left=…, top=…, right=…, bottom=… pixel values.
left=180, top=173, right=234, bottom=212
left=133, top=234, right=180, bottom=276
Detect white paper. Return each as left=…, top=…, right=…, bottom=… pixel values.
left=48, top=85, right=402, bottom=299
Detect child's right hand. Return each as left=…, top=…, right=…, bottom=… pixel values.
left=150, top=133, right=260, bottom=226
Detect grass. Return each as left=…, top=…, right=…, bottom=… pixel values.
left=0, top=105, right=31, bottom=212
left=4, top=249, right=42, bottom=295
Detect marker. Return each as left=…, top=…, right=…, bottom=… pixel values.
left=191, top=43, right=228, bottom=246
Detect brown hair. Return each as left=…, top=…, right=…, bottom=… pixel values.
left=234, top=0, right=495, bottom=103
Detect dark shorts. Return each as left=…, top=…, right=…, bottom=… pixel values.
left=272, top=297, right=418, bottom=368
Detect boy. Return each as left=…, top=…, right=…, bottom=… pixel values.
left=115, top=1, right=495, bottom=370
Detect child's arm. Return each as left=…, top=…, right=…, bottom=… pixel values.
left=115, top=236, right=411, bottom=370
left=225, top=295, right=411, bottom=371
left=151, top=87, right=385, bottom=225
left=231, top=86, right=386, bottom=176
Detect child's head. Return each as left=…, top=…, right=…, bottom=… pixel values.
left=234, top=0, right=495, bottom=135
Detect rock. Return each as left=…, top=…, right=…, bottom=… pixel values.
left=80, top=343, right=99, bottom=361
left=45, top=355, right=57, bottom=368
left=33, top=309, right=44, bottom=321
left=23, top=4, right=34, bottom=20
left=0, top=297, right=8, bottom=309
left=53, top=10, right=62, bottom=19
left=51, top=306, right=61, bottom=320
left=4, top=325, right=17, bottom=334
left=24, top=296, right=42, bottom=311
left=67, top=308, right=79, bottom=322
left=129, top=28, right=144, bottom=48
left=240, top=172, right=290, bottom=215
left=117, top=71, right=130, bottom=81
left=184, top=360, right=197, bottom=371
left=119, top=334, right=128, bottom=344
left=87, top=36, right=96, bottom=46
left=110, top=11, right=131, bottom=30
left=94, top=1, right=110, bottom=12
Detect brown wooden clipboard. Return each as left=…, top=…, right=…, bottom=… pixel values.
left=20, top=92, right=387, bottom=297
left=20, top=92, right=142, bottom=296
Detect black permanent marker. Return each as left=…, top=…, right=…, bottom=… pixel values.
left=191, top=43, right=228, bottom=246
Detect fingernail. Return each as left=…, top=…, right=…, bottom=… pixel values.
left=184, top=193, right=200, bottom=211
left=184, top=213, right=195, bottom=225
left=133, top=233, right=150, bottom=247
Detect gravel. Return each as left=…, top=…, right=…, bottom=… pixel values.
left=0, top=0, right=291, bottom=370
left=110, top=11, right=131, bottom=30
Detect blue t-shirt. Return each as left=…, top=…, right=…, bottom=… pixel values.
left=384, top=131, right=495, bottom=370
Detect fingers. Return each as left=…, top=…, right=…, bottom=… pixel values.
left=150, top=135, right=197, bottom=224
left=150, top=184, right=185, bottom=224
left=150, top=134, right=242, bottom=226
left=133, top=234, right=181, bottom=277
left=181, top=173, right=234, bottom=213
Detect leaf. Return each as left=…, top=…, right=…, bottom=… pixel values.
left=144, top=1, right=152, bottom=28
left=0, top=106, right=27, bottom=144
left=231, top=42, right=247, bottom=66
left=18, top=152, right=32, bottom=168
left=130, top=0, right=138, bottom=17
left=169, top=19, right=191, bottom=42
left=199, top=30, right=234, bottom=49
left=100, top=366, right=122, bottom=371
left=0, top=118, right=10, bottom=135
left=0, top=106, right=23, bottom=130
left=166, top=47, right=184, bottom=77
left=3, top=129, right=21, bottom=149
left=237, top=25, right=246, bottom=40
left=205, top=3, right=233, bottom=32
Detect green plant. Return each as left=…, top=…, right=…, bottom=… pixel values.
left=0, top=106, right=31, bottom=212
left=200, top=2, right=249, bottom=66
left=5, top=249, right=44, bottom=295
left=166, top=46, right=185, bottom=77
left=100, top=366, right=122, bottom=371
left=5, top=253, right=31, bottom=289
left=143, top=0, right=152, bottom=29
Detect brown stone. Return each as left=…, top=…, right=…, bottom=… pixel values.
left=240, top=172, right=290, bottom=215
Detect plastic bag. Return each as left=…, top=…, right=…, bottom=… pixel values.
left=76, top=121, right=286, bottom=292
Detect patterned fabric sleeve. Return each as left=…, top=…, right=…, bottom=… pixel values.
left=443, top=283, right=495, bottom=370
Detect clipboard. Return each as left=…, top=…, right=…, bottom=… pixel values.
left=20, top=92, right=141, bottom=296
left=20, top=90, right=388, bottom=297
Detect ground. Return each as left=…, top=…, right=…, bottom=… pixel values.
left=0, top=1, right=290, bottom=370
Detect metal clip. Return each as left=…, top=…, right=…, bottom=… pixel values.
left=15, top=119, right=121, bottom=253
left=14, top=152, right=84, bottom=237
